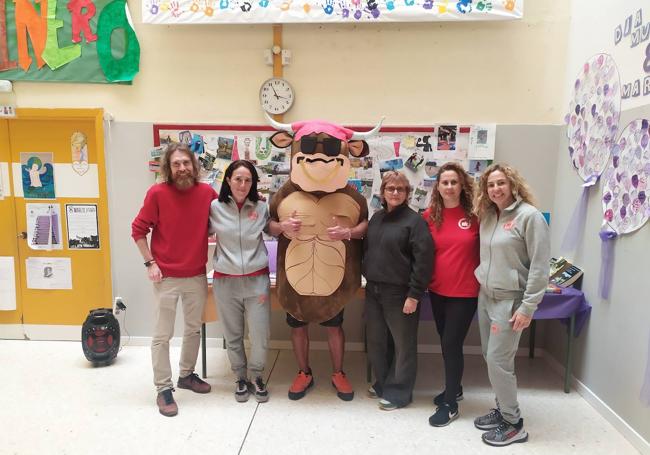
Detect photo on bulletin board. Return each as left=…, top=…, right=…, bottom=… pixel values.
left=436, top=125, right=457, bottom=151
left=21, top=152, right=56, bottom=199
left=26, top=203, right=63, bottom=250
left=65, top=204, right=100, bottom=249
left=217, top=137, right=234, bottom=160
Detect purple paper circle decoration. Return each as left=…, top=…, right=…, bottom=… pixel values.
left=566, top=54, right=621, bottom=182
left=601, top=118, right=650, bottom=234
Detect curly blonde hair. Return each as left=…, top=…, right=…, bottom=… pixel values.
left=428, top=162, right=475, bottom=229
left=475, top=163, right=536, bottom=220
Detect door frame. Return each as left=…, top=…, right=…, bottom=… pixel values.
left=0, top=108, right=112, bottom=339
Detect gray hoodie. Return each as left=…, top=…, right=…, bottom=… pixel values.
left=474, top=198, right=550, bottom=317
left=209, top=197, right=270, bottom=275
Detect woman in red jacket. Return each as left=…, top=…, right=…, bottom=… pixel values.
left=422, top=162, right=479, bottom=427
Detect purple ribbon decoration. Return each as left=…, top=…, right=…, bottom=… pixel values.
left=641, top=331, right=650, bottom=406
left=562, top=175, right=598, bottom=252
left=598, top=229, right=618, bottom=299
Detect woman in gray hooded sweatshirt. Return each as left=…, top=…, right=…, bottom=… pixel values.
left=472, top=163, right=550, bottom=448
left=209, top=160, right=271, bottom=404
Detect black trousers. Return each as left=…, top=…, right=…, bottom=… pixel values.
left=430, top=292, right=477, bottom=405
left=365, top=282, right=420, bottom=407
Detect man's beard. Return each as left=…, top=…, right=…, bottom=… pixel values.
left=173, top=172, right=195, bottom=190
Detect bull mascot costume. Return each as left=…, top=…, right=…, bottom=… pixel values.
left=266, top=113, right=383, bottom=401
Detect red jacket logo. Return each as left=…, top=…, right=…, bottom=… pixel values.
left=458, top=218, right=471, bottom=230
left=503, top=221, right=515, bottom=231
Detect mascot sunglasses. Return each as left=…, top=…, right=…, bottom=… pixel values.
left=299, top=137, right=342, bottom=156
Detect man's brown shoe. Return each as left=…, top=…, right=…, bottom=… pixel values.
left=157, top=389, right=178, bottom=417
left=177, top=372, right=211, bottom=394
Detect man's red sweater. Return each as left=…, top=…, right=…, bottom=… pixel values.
left=131, top=182, right=217, bottom=278
left=423, top=206, right=480, bottom=298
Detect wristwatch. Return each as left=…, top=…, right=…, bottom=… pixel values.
left=144, top=259, right=156, bottom=267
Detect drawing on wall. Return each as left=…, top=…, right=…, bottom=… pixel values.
left=26, top=203, right=63, bottom=250
left=566, top=53, right=621, bottom=182
left=601, top=118, right=649, bottom=235
left=598, top=118, right=650, bottom=299
left=21, top=153, right=55, bottom=199
left=71, top=132, right=89, bottom=176
left=66, top=204, right=100, bottom=249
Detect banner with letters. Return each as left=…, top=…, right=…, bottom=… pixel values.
left=0, top=0, right=140, bottom=83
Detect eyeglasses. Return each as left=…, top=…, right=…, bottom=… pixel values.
left=300, top=137, right=342, bottom=156
left=384, top=186, right=407, bottom=194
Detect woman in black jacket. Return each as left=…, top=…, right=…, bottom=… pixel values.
left=363, top=171, right=433, bottom=411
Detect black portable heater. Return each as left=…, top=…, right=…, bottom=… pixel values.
left=81, top=308, right=120, bottom=365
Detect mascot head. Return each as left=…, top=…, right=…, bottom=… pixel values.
left=267, top=113, right=383, bottom=193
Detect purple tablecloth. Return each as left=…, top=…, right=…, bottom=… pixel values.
left=420, top=287, right=592, bottom=336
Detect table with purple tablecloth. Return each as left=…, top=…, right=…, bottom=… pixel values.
left=419, top=287, right=592, bottom=393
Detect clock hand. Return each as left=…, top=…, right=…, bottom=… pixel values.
left=271, top=86, right=279, bottom=98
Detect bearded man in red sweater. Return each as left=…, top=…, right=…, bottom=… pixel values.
left=132, top=143, right=217, bottom=417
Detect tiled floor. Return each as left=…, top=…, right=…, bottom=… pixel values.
left=0, top=340, right=640, bottom=455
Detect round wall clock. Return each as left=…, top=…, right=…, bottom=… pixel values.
left=259, top=78, right=295, bottom=115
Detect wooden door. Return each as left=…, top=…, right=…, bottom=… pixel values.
left=0, top=109, right=112, bottom=327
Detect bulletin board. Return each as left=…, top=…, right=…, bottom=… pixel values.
left=152, top=123, right=496, bottom=215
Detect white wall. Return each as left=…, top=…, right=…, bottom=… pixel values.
left=13, top=1, right=569, bottom=124
left=543, top=0, right=650, bottom=448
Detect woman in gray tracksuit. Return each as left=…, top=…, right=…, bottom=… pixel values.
left=209, top=160, right=271, bottom=403
left=472, top=163, right=550, bottom=447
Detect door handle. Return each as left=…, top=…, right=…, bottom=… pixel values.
left=17, top=232, right=27, bottom=239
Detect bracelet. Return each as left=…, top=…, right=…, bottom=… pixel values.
left=144, top=259, right=156, bottom=267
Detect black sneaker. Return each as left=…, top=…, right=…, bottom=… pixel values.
left=482, top=419, right=528, bottom=446
left=474, top=408, right=503, bottom=430
left=432, top=386, right=463, bottom=406
left=428, top=402, right=459, bottom=427
left=252, top=376, right=269, bottom=403
left=235, top=378, right=251, bottom=403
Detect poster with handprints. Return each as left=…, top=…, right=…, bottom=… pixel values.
left=21, top=153, right=55, bottom=199
left=143, top=0, right=523, bottom=24
left=601, top=118, right=649, bottom=235
left=566, top=54, right=621, bottom=182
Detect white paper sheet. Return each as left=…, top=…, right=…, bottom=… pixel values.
left=0, top=162, right=11, bottom=199
left=0, top=257, right=17, bottom=310
left=468, top=124, right=497, bottom=160
left=26, top=257, right=72, bottom=289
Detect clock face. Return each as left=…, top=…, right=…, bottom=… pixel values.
left=260, top=78, right=294, bottom=115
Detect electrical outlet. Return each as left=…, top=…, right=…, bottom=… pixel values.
left=114, top=297, right=126, bottom=312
